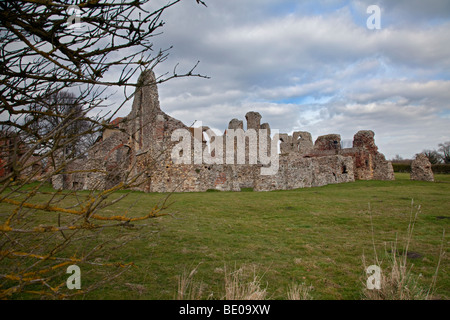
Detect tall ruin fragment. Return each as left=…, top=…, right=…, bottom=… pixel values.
left=410, top=153, right=434, bottom=182
left=54, top=70, right=395, bottom=193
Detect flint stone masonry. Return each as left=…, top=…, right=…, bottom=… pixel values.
left=353, top=130, right=378, bottom=153
left=410, top=153, right=434, bottom=182
left=245, top=112, right=262, bottom=130
left=54, top=70, right=395, bottom=193
left=228, top=119, right=244, bottom=130
left=280, top=131, right=313, bottom=154
left=254, top=154, right=354, bottom=191
left=314, top=134, right=341, bottom=151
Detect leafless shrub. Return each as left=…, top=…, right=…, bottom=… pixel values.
left=0, top=0, right=207, bottom=299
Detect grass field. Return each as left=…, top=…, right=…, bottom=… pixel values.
left=2, top=173, right=449, bottom=299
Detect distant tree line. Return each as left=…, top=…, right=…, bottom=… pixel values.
left=392, top=163, right=450, bottom=174
left=423, top=142, right=450, bottom=164
left=392, top=141, right=450, bottom=165
left=390, top=141, right=450, bottom=174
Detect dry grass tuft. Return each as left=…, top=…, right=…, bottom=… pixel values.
left=287, top=283, right=314, bottom=300
left=176, top=264, right=205, bottom=300
left=362, top=201, right=445, bottom=300
left=223, top=264, right=267, bottom=300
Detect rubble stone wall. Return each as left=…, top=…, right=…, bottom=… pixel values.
left=53, top=71, right=395, bottom=193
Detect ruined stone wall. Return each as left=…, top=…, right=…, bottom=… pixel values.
left=52, top=129, right=132, bottom=191
left=254, top=154, right=354, bottom=191
left=280, top=129, right=395, bottom=182
left=339, top=130, right=394, bottom=181
left=53, top=70, right=395, bottom=193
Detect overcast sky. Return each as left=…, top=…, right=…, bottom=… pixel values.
left=116, top=0, right=450, bottom=160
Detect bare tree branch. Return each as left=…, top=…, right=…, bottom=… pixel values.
left=0, top=0, right=208, bottom=299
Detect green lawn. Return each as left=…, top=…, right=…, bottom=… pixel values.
left=2, top=173, right=449, bottom=300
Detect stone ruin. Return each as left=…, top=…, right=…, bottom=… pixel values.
left=53, top=71, right=395, bottom=192
left=410, top=153, right=434, bottom=182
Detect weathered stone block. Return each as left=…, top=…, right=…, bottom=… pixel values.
left=411, top=153, right=434, bottom=182
left=293, top=131, right=313, bottom=153
left=245, top=111, right=261, bottom=130
left=314, top=134, right=341, bottom=151
left=353, top=130, right=378, bottom=153
left=228, top=118, right=244, bottom=130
